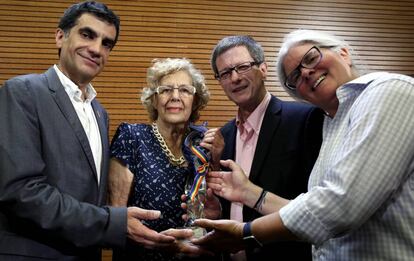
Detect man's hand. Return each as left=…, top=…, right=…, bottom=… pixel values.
left=126, top=207, right=175, bottom=249
left=200, top=128, right=225, bottom=171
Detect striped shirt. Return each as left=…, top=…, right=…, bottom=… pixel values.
left=280, top=72, right=414, bottom=260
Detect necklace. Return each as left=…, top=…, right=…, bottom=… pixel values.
left=152, top=122, right=186, bottom=167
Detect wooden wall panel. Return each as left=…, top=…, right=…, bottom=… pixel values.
left=1, top=0, right=413, bottom=136
left=0, top=2, right=413, bottom=258
left=0, top=0, right=412, bottom=130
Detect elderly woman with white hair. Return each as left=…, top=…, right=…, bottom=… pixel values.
left=108, top=58, right=217, bottom=261
left=193, top=29, right=414, bottom=260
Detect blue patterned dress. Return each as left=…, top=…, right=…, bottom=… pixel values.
left=110, top=123, right=210, bottom=261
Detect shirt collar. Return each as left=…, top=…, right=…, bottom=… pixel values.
left=236, top=92, right=271, bottom=135
left=346, top=72, right=384, bottom=85
left=336, top=72, right=381, bottom=101
left=331, top=72, right=379, bottom=120
left=53, top=64, right=97, bottom=102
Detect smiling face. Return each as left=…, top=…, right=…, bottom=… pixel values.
left=154, top=70, right=195, bottom=127
left=283, top=43, right=357, bottom=116
left=55, top=13, right=116, bottom=88
left=215, top=46, right=267, bottom=114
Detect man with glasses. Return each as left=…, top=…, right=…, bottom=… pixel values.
left=207, top=35, right=323, bottom=261
left=195, top=29, right=414, bottom=261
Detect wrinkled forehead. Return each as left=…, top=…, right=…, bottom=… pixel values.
left=282, top=43, right=315, bottom=73
left=216, top=46, right=252, bottom=70
left=160, top=70, right=192, bottom=85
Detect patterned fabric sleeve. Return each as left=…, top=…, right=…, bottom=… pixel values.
left=110, top=122, right=137, bottom=172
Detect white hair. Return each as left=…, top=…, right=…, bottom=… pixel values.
left=276, top=29, right=365, bottom=98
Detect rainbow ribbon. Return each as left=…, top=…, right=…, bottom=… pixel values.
left=184, top=123, right=210, bottom=202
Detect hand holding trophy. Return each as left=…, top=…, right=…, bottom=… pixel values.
left=182, top=123, right=210, bottom=238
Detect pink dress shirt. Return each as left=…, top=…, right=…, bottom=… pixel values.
left=230, top=92, right=271, bottom=260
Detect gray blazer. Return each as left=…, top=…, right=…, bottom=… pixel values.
left=0, top=67, right=126, bottom=260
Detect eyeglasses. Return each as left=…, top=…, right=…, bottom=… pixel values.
left=215, top=61, right=262, bottom=81
left=285, top=46, right=323, bottom=91
left=155, top=85, right=196, bottom=97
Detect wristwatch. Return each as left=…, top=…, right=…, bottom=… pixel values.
left=242, top=221, right=263, bottom=249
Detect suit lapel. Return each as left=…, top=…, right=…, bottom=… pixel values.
left=221, top=119, right=237, bottom=161
left=249, top=95, right=282, bottom=181
left=45, top=67, right=98, bottom=179
left=92, top=100, right=109, bottom=200
left=92, top=101, right=108, bottom=154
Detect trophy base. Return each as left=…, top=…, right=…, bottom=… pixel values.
left=190, top=226, right=207, bottom=239
left=177, top=225, right=207, bottom=240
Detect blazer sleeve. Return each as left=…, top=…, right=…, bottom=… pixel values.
left=0, top=77, right=127, bottom=248
left=302, top=106, right=324, bottom=173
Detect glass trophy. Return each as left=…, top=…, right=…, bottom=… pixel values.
left=183, top=172, right=207, bottom=238
left=182, top=123, right=210, bottom=238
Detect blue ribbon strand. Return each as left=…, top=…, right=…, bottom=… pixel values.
left=183, top=122, right=210, bottom=202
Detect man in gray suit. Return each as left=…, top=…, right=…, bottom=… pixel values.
left=0, top=1, right=177, bottom=260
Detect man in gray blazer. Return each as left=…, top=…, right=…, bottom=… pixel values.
left=0, top=2, right=175, bottom=260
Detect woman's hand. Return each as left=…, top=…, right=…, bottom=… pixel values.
left=207, top=159, right=252, bottom=204
left=192, top=218, right=245, bottom=253
left=181, top=188, right=222, bottom=221
left=200, top=128, right=225, bottom=171
left=159, top=228, right=214, bottom=257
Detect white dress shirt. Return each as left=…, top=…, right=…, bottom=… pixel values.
left=54, top=65, right=102, bottom=184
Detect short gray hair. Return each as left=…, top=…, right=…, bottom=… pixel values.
left=211, top=35, right=265, bottom=78
left=276, top=29, right=365, bottom=98
left=141, top=58, right=210, bottom=122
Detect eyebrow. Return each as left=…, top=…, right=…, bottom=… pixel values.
left=79, top=27, right=96, bottom=38
left=219, top=61, right=252, bottom=73
left=161, top=84, right=192, bottom=87
left=79, top=26, right=116, bottom=48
